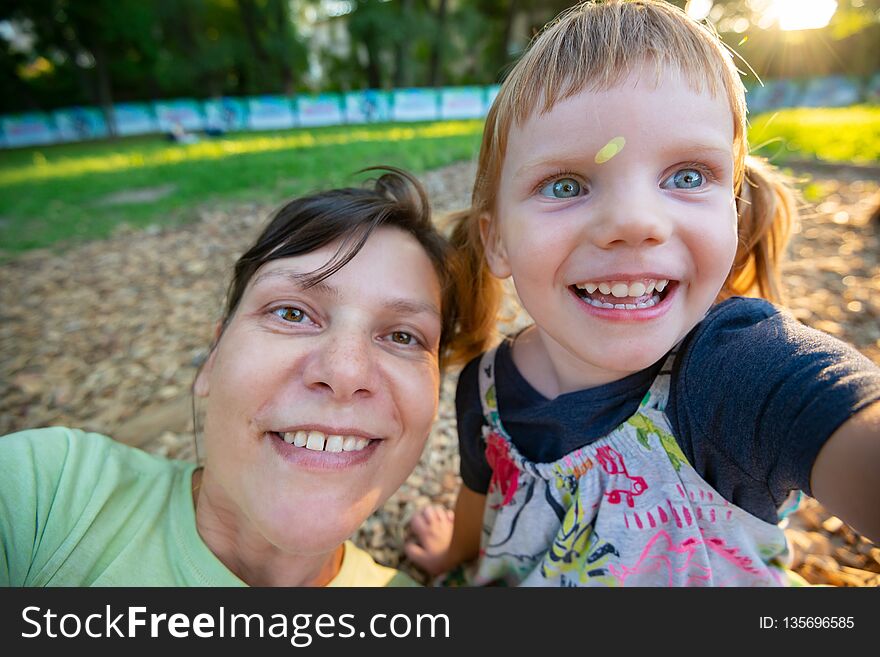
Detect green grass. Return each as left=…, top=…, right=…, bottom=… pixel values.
left=748, top=105, right=880, bottom=165
left=1, top=106, right=877, bottom=257
left=0, top=121, right=483, bottom=257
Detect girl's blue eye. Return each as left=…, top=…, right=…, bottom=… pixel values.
left=274, top=307, right=306, bottom=322
left=539, top=177, right=582, bottom=199
left=666, top=168, right=704, bottom=189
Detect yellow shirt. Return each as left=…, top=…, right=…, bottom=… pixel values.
left=329, top=542, right=418, bottom=587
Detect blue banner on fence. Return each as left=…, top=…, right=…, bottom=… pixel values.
left=440, top=86, right=485, bottom=120
left=154, top=99, right=205, bottom=132
left=114, top=103, right=158, bottom=137
left=1, top=113, right=56, bottom=147
left=297, top=93, right=345, bottom=127
left=344, top=90, right=392, bottom=124
left=867, top=72, right=880, bottom=103
left=485, top=85, right=501, bottom=110
left=800, top=75, right=862, bottom=108
left=745, top=79, right=803, bottom=114
left=247, top=95, right=296, bottom=130
left=2, top=76, right=876, bottom=149
left=204, top=98, right=248, bottom=132
left=392, top=88, right=440, bottom=122
left=54, top=107, right=108, bottom=142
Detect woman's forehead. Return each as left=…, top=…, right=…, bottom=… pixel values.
left=247, top=228, right=442, bottom=310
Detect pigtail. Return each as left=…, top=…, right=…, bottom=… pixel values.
left=442, top=208, right=505, bottom=369
left=723, top=155, right=798, bottom=305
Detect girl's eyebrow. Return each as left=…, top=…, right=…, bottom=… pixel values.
left=665, top=143, right=732, bottom=160
left=252, top=268, right=441, bottom=318
left=514, top=155, right=587, bottom=180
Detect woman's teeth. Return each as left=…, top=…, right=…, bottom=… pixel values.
left=279, top=430, right=371, bottom=452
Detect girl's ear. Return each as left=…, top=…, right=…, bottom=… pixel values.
left=479, top=212, right=512, bottom=278
left=193, top=323, right=223, bottom=398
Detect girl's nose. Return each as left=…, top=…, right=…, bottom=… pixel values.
left=302, top=332, right=377, bottom=401
left=588, top=191, right=673, bottom=249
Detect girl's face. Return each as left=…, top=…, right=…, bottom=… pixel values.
left=487, top=67, right=738, bottom=393
left=195, top=226, right=442, bottom=554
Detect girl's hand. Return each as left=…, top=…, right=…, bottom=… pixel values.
left=405, top=486, right=486, bottom=577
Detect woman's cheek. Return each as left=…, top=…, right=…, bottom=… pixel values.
left=391, top=359, right=439, bottom=432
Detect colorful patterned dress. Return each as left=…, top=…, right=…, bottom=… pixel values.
left=465, top=347, right=799, bottom=586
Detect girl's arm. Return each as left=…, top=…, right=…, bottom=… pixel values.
left=446, top=485, right=486, bottom=567
left=406, top=485, right=486, bottom=576
left=810, top=400, right=880, bottom=542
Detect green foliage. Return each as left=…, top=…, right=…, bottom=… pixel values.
left=748, top=105, right=880, bottom=164
left=3, top=0, right=878, bottom=112
left=0, top=120, right=483, bottom=256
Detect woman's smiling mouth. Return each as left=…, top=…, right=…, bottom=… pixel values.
left=267, top=429, right=382, bottom=469
left=274, top=430, right=373, bottom=452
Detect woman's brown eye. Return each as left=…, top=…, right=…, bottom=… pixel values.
left=391, top=331, right=414, bottom=345
left=274, top=307, right=305, bottom=322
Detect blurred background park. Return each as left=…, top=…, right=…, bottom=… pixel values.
left=0, top=0, right=878, bottom=585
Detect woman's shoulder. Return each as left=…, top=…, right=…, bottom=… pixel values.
left=1, top=426, right=181, bottom=474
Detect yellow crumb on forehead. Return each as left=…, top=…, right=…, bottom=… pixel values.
left=595, top=137, right=626, bottom=164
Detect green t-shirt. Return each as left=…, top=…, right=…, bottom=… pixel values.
left=0, top=427, right=416, bottom=587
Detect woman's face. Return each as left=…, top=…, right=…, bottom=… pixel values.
left=195, top=226, right=443, bottom=554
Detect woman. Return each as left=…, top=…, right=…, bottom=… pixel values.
left=0, top=168, right=461, bottom=587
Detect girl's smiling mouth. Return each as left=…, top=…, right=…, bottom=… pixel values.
left=569, top=277, right=678, bottom=317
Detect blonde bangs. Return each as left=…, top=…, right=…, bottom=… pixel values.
left=474, top=0, right=750, bottom=213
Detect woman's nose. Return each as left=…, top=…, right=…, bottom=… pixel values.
left=302, top=332, right=377, bottom=401
left=588, top=190, right=672, bottom=249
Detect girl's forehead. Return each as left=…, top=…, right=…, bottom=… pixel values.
left=521, top=63, right=731, bottom=126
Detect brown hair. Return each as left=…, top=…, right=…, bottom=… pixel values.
left=215, top=166, right=461, bottom=371
left=450, top=0, right=797, bottom=365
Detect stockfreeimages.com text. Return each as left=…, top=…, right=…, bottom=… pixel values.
left=21, top=605, right=450, bottom=646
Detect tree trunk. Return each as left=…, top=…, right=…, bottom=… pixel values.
left=497, top=0, right=519, bottom=80
left=393, top=0, right=412, bottom=88
left=237, top=0, right=273, bottom=90
left=269, top=0, right=295, bottom=93
left=91, top=44, right=117, bottom=137
left=364, top=34, right=382, bottom=89
left=428, top=0, right=448, bottom=87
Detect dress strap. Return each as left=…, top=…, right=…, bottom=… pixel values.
left=641, top=349, right=678, bottom=411
left=477, top=347, right=501, bottom=431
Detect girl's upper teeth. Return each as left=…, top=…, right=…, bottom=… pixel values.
left=281, top=430, right=371, bottom=452
left=578, top=279, right=668, bottom=297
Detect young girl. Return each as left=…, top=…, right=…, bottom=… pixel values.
left=406, top=0, right=880, bottom=586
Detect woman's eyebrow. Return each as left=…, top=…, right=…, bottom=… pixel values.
left=385, top=298, right=441, bottom=320
left=252, top=268, right=440, bottom=318
left=252, top=268, right=339, bottom=298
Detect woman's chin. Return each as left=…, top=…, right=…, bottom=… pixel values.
left=259, top=504, right=372, bottom=555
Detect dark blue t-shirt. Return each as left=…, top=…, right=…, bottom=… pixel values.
left=456, top=297, right=880, bottom=524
